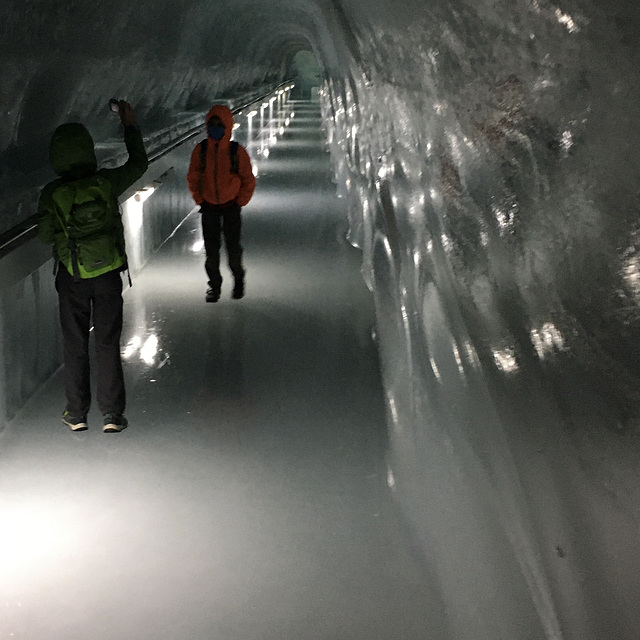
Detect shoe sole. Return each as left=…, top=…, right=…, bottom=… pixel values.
left=103, top=424, right=127, bottom=433
left=62, top=419, right=88, bottom=431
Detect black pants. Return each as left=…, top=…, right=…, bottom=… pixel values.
left=201, top=201, right=244, bottom=291
left=56, top=266, right=125, bottom=417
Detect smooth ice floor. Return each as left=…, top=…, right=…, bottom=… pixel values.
left=0, top=103, right=445, bottom=639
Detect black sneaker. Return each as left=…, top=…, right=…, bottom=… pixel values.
left=206, top=287, right=220, bottom=303
left=232, top=278, right=244, bottom=300
left=62, top=411, right=88, bottom=431
left=103, top=413, right=128, bottom=433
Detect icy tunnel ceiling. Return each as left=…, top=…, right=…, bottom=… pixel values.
left=1, top=0, right=343, bottom=140
left=0, top=0, right=359, bottom=232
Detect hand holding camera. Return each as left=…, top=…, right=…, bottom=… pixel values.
left=109, top=98, right=137, bottom=127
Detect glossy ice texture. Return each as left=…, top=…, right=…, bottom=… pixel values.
left=0, top=103, right=446, bottom=639
left=321, top=3, right=640, bottom=639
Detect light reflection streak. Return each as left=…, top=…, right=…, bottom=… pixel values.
left=429, top=355, right=442, bottom=382
left=555, top=8, right=578, bottom=33
left=531, top=322, right=565, bottom=359
left=122, top=333, right=162, bottom=366
left=560, top=130, right=573, bottom=155
left=463, top=340, right=479, bottom=367
left=123, top=335, right=142, bottom=359
left=140, top=334, right=159, bottom=365
left=0, top=499, right=80, bottom=583
left=493, top=348, right=519, bottom=373
left=387, top=393, right=399, bottom=427
left=623, top=254, right=640, bottom=301
left=452, top=342, right=465, bottom=376
left=387, top=467, right=396, bottom=490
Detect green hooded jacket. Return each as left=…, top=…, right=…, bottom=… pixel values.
left=37, top=122, right=148, bottom=278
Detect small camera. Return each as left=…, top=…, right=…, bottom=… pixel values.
left=109, top=98, right=120, bottom=113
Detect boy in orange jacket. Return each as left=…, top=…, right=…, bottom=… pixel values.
left=187, top=104, right=256, bottom=302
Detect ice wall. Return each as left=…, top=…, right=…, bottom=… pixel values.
left=322, top=1, right=640, bottom=638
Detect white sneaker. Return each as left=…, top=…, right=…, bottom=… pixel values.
left=103, top=413, right=128, bottom=433
left=62, top=411, right=88, bottom=431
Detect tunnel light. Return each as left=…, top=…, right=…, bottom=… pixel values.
left=134, top=186, right=155, bottom=202
left=123, top=185, right=156, bottom=235
left=191, top=239, right=204, bottom=253
left=233, top=123, right=241, bottom=131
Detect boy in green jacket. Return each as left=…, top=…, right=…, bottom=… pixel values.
left=37, top=101, right=148, bottom=433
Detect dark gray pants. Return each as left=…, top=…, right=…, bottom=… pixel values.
left=56, top=266, right=125, bottom=417
left=201, top=201, right=244, bottom=291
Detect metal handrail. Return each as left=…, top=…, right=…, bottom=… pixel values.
left=0, top=79, right=294, bottom=257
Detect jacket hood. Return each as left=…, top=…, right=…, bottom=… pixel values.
left=206, top=105, right=234, bottom=144
left=49, top=123, right=98, bottom=176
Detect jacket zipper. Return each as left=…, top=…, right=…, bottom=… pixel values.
left=214, top=144, right=220, bottom=204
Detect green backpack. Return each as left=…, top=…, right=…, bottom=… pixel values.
left=51, top=174, right=126, bottom=279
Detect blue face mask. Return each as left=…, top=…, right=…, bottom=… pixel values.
left=208, top=124, right=225, bottom=141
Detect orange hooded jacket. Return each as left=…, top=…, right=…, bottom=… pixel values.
left=187, top=105, right=256, bottom=207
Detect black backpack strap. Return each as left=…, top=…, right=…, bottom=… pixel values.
left=229, top=140, right=239, bottom=174
left=198, top=139, right=208, bottom=199
left=200, top=138, right=208, bottom=168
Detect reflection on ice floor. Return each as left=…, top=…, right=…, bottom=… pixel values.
left=0, top=103, right=446, bottom=639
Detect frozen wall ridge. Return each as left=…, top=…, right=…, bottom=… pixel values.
left=322, top=1, right=640, bottom=638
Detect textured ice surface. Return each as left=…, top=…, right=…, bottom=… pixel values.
left=321, top=2, right=640, bottom=638
left=0, top=101, right=448, bottom=640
